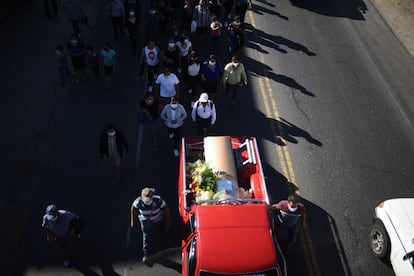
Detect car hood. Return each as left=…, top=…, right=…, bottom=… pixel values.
left=383, top=198, right=414, bottom=252
left=195, top=204, right=279, bottom=274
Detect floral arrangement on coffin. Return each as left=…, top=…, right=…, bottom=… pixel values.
left=186, top=159, right=219, bottom=201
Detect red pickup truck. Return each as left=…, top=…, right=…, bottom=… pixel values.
left=178, top=136, right=287, bottom=276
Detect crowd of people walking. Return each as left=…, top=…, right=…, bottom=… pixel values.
left=45, top=0, right=257, bottom=268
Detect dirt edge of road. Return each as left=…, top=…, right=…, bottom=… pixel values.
left=371, top=0, right=414, bottom=58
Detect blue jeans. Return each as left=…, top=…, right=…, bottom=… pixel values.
left=139, top=219, right=164, bottom=255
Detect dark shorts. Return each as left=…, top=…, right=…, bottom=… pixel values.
left=71, top=55, right=86, bottom=71
left=104, top=65, right=114, bottom=76
left=91, top=65, right=99, bottom=75
left=69, top=217, right=85, bottom=235
left=196, top=26, right=209, bottom=35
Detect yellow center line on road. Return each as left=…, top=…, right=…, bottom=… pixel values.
left=248, top=10, right=321, bottom=276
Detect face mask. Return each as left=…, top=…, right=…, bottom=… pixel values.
left=145, top=99, right=153, bottom=105
left=232, top=62, right=239, bottom=67
left=168, top=43, right=175, bottom=48
left=129, top=12, right=135, bottom=17
left=150, top=9, right=156, bottom=14
left=144, top=200, right=153, bottom=206
left=107, top=131, right=116, bottom=137
left=55, top=50, right=62, bottom=55
left=288, top=206, right=298, bottom=212
left=171, top=103, right=178, bottom=109
left=71, top=40, right=78, bottom=44
left=208, top=61, right=216, bottom=66
left=184, top=39, right=189, bottom=44
left=235, top=21, right=241, bottom=25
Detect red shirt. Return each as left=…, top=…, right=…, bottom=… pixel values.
left=273, top=200, right=306, bottom=228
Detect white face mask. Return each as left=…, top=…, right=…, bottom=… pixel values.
left=234, top=21, right=241, bottom=26
left=232, top=62, right=239, bottom=67
left=129, top=12, right=135, bottom=17
left=71, top=40, right=78, bottom=44
left=56, top=50, right=62, bottom=55
left=209, top=61, right=216, bottom=66
left=184, top=39, right=189, bottom=44
left=168, top=43, right=175, bottom=48
left=107, top=131, right=116, bottom=137
left=144, top=200, right=153, bottom=206
left=170, top=103, right=178, bottom=109
left=288, top=206, right=298, bottom=212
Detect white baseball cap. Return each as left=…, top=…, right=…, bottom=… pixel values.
left=199, top=93, right=209, bottom=102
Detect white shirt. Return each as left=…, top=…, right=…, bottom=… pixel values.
left=176, top=41, right=192, bottom=57
left=144, top=46, right=160, bottom=66
left=188, top=63, right=200, bottom=76
left=191, top=100, right=216, bottom=124
left=155, top=73, right=180, bottom=97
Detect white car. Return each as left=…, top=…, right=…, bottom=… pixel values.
left=370, top=198, right=414, bottom=275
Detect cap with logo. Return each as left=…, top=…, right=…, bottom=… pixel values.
left=45, top=204, right=59, bottom=221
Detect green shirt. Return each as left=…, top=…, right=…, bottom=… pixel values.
left=223, top=63, right=247, bottom=85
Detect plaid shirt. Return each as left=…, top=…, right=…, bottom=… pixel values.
left=108, top=135, right=118, bottom=156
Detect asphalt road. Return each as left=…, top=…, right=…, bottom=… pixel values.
left=2, top=0, right=414, bottom=275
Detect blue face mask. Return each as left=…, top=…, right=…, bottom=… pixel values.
left=144, top=200, right=153, bottom=206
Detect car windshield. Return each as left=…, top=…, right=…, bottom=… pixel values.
left=196, top=197, right=265, bottom=205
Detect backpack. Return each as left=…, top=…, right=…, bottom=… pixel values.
left=197, top=100, right=214, bottom=109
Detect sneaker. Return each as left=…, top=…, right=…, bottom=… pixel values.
left=63, top=259, right=71, bottom=267
left=142, top=255, right=154, bottom=267
left=169, top=133, right=174, bottom=139
left=173, top=149, right=179, bottom=156
left=148, top=86, right=153, bottom=92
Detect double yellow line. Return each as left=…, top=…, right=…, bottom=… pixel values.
left=248, top=10, right=321, bottom=276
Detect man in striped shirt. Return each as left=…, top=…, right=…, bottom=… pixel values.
left=130, top=187, right=171, bottom=265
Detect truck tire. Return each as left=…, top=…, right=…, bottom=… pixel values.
left=370, top=220, right=390, bottom=259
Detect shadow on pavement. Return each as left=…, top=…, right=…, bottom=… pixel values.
left=245, top=23, right=316, bottom=56
left=146, top=247, right=182, bottom=273
left=250, top=3, right=289, bottom=20
left=290, top=0, right=368, bottom=20
left=269, top=117, right=323, bottom=147
left=245, top=57, right=315, bottom=97
left=261, top=163, right=353, bottom=276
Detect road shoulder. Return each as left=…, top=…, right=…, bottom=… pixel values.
left=371, top=0, right=414, bottom=58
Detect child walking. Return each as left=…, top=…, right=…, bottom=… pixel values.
left=100, top=42, right=117, bottom=92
